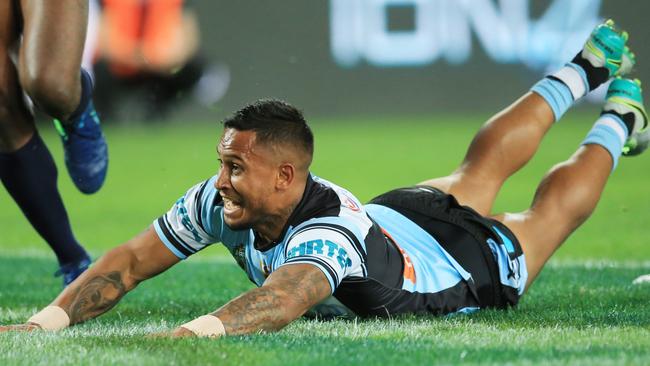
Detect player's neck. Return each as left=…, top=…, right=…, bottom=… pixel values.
left=253, top=177, right=307, bottom=246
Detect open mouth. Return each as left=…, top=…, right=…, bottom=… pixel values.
left=222, top=196, right=242, bottom=215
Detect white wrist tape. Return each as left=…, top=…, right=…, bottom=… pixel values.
left=27, top=306, right=70, bottom=331
left=180, top=315, right=226, bottom=338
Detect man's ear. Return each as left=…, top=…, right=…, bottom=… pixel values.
left=277, top=163, right=295, bottom=190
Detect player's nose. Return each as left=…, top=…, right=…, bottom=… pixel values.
left=215, top=171, right=230, bottom=191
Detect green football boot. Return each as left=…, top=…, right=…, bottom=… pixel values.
left=573, top=19, right=635, bottom=91
left=619, top=46, right=636, bottom=76
left=602, top=78, right=648, bottom=156
left=624, top=128, right=650, bottom=156
left=582, top=19, right=630, bottom=75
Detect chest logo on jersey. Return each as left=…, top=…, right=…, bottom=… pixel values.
left=342, top=195, right=360, bottom=212
left=229, top=244, right=247, bottom=271
left=176, top=197, right=203, bottom=243
left=287, top=239, right=352, bottom=269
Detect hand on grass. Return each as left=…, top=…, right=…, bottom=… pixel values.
left=0, top=323, right=41, bottom=332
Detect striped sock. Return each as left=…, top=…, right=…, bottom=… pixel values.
left=582, top=114, right=629, bottom=170
left=531, top=63, right=590, bottom=122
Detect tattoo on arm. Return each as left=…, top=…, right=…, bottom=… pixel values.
left=213, top=264, right=330, bottom=335
left=64, top=272, right=127, bottom=325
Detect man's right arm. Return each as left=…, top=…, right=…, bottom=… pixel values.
left=1, top=226, right=180, bottom=330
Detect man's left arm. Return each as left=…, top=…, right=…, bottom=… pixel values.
left=166, top=263, right=331, bottom=337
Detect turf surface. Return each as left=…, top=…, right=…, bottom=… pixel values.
left=1, top=114, right=649, bottom=365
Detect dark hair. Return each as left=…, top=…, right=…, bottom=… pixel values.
left=223, top=99, right=314, bottom=158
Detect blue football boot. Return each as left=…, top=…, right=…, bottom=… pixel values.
left=53, top=77, right=108, bottom=194
left=54, top=254, right=92, bottom=287
left=602, top=78, right=648, bottom=156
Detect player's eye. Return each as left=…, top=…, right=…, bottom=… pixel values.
left=231, top=163, right=242, bottom=174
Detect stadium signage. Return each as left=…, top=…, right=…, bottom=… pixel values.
left=330, top=0, right=602, bottom=70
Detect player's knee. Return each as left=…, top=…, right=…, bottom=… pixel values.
left=20, top=66, right=78, bottom=119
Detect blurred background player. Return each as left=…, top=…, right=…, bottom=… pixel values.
left=90, top=0, right=228, bottom=121
left=0, top=0, right=108, bottom=285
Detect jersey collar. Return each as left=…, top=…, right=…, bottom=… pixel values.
left=253, top=174, right=341, bottom=251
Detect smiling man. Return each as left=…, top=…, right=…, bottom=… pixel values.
left=1, top=20, right=648, bottom=337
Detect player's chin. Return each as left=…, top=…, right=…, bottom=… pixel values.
left=223, top=211, right=251, bottom=230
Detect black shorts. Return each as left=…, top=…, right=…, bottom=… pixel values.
left=368, top=185, right=524, bottom=309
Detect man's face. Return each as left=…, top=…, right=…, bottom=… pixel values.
left=215, top=129, right=278, bottom=230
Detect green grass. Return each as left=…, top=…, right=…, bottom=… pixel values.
left=1, top=114, right=650, bottom=365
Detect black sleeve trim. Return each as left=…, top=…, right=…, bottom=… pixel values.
left=157, top=216, right=194, bottom=257
left=285, top=256, right=339, bottom=287
left=194, top=180, right=209, bottom=231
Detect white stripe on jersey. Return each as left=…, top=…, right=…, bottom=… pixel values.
left=155, top=178, right=220, bottom=258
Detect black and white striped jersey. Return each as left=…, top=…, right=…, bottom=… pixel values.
left=154, top=174, right=527, bottom=317
left=154, top=174, right=404, bottom=295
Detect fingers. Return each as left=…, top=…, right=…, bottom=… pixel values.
left=0, top=323, right=41, bottom=332
left=1, top=323, right=201, bottom=338
left=171, top=327, right=196, bottom=337
left=147, top=327, right=197, bottom=339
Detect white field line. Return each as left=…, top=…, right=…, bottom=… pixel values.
left=546, top=259, right=650, bottom=269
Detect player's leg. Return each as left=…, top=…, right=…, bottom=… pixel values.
left=18, top=0, right=108, bottom=194
left=491, top=145, right=610, bottom=288
left=493, top=77, right=648, bottom=288
left=18, top=0, right=87, bottom=119
left=420, top=92, right=554, bottom=216
left=420, top=20, right=633, bottom=216
left=0, top=1, right=90, bottom=286
left=0, top=0, right=33, bottom=152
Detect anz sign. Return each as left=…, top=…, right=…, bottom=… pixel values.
left=330, top=0, right=603, bottom=71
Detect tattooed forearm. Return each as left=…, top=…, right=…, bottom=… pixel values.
left=213, top=287, right=287, bottom=335
left=63, top=272, right=127, bottom=325
left=213, top=264, right=330, bottom=335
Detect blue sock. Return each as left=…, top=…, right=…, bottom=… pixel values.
left=67, top=68, right=94, bottom=122
left=582, top=114, right=629, bottom=170
left=531, top=63, right=590, bottom=122
left=0, top=133, right=88, bottom=265
left=531, top=77, right=575, bottom=122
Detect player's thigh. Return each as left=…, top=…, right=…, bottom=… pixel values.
left=418, top=172, right=500, bottom=217
left=417, top=176, right=455, bottom=194
left=0, top=0, right=35, bottom=152
left=17, top=0, right=87, bottom=90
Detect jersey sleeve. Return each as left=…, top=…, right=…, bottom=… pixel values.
left=280, top=225, right=365, bottom=294
left=153, top=177, right=221, bottom=259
